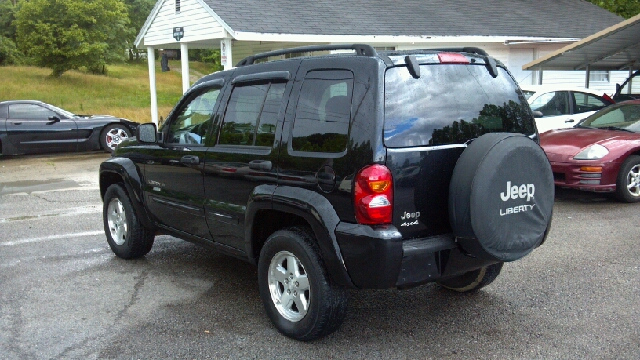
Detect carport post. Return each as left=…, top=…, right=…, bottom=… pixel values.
left=180, top=43, right=190, bottom=94
left=147, top=46, right=159, bottom=125
left=585, top=65, right=591, bottom=89
left=537, top=67, right=543, bottom=85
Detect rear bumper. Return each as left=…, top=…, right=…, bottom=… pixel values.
left=335, top=223, right=498, bottom=289
left=549, top=160, right=619, bottom=192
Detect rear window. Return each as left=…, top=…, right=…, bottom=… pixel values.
left=384, top=64, right=536, bottom=147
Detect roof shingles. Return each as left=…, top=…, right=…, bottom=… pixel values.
left=200, top=0, right=622, bottom=38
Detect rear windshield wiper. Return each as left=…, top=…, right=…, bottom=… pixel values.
left=598, top=126, right=634, bottom=133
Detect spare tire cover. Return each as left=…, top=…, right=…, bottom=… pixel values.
left=449, top=133, right=554, bottom=262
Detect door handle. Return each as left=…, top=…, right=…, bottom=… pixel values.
left=565, top=119, right=575, bottom=123
left=180, top=155, right=200, bottom=165
left=249, top=160, right=272, bottom=171
left=12, top=122, right=22, bottom=125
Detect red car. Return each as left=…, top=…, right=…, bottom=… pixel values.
left=540, top=100, right=640, bottom=202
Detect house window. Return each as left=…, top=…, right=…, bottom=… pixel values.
left=175, top=0, right=180, bottom=14
left=589, top=71, right=609, bottom=83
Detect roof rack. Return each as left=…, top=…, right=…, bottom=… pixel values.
left=380, top=47, right=489, bottom=57
left=236, top=44, right=377, bottom=67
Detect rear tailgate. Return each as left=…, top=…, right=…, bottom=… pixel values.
left=383, top=58, right=537, bottom=239
left=386, top=146, right=465, bottom=239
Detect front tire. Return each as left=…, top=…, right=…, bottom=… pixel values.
left=616, top=155, right=640, bottom=203
left=101, top=124, right=131, bottom=153
left=437, top=263, right=503, bottom=293
left=258, top=227, right=347, bottom=341
left=103, top=184, right=154, bottom=259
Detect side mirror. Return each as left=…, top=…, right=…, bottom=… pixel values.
left=137, top=123, right=158, bottom=143
left=46, top=116, right=60, bottom=124
left=532, top=111, right=543, bottom=118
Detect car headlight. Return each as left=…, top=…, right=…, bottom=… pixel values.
left=574, top=144, right=609, bottom=160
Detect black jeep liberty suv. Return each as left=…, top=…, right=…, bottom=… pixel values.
left=100, top=44, right=554, bottom=340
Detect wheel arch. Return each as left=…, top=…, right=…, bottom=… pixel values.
left=100, top=158, right=155, bottom=230
left=245, top=185, right=354, bottom=288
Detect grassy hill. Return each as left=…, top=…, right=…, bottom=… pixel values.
left=0, top=61, right=217, bottom=123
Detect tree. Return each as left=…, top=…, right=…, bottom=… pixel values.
left=15, top=0, right=130, bottom=77
left=588, top=0, right=640, bottom=19
left=123, top=0, right=155, bottom=60
left=0, top=35, right=22, bottom=65
left=0, top=0, right=23, bottom=65
left=0, top=0, right=18, bottom=40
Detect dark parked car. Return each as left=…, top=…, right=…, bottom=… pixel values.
left=540, top=100, right=640, bottom=202
left=0, top=100, right=138, bottom=155
left=99, top=44, right=554, bottom=340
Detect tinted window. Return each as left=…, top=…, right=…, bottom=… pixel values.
left=256, top=83, right=286, bottom=146
left=529, top=91, right=570, bottom=116
left=219, top=82, right=285, bottom=146
left=384, top=65, right=536, bottom=147
left=9, top=104, right=57, bottom=120
left=291, top=70, right=353, bottom=152
left=167, top=87, right=220, bottom=145
left=573, top=92, right=607, bottom=114
left=0, top=105, right=7, bottom=118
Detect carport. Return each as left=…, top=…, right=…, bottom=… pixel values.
left=523, top=13, right=640, bottom=92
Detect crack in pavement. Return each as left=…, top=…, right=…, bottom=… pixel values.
left=115, top=271, right=149, bottom=322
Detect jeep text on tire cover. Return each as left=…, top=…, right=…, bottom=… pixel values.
left=99, top=44, right=553, bottom=341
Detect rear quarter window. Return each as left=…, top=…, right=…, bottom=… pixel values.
left=384, top=64, right=535, bottom=147
left=291, top=70, right=353, bottom=153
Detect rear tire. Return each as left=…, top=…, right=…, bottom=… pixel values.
left=616, top=155, right=640, bottom=203
left=258, top=227, right=347, bottom=341
left=100, top=124, right=131, bottom=153
left=103, top=184, right=154, bottom=259
left=437, top=263, right=503, bottom=293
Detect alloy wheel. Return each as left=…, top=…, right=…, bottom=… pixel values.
left=107, top=198, right=128, bottom=245
left=268, top=251, right=311, bottom=322
left=626, top=164, right=640, bottom=197
left=105, top=127, right=129, bottom=151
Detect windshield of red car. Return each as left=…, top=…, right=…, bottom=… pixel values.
left=580, top=104, right=640, bottom=132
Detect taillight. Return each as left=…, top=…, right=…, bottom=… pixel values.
left=438, top=52, right=470, bottom=64
left=354, top=164, right=393, bottom=225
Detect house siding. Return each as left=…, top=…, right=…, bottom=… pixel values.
left=143, top=0, right=225, bottom=47
left=231, top=41, right=636, bottom=94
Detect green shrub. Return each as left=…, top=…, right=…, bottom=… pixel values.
left=0, top=36, right=23, bottom=65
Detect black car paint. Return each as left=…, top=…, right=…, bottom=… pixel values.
left=0, top=100, right=138, bottom=155
left=100, top=50, right=538, bottom=289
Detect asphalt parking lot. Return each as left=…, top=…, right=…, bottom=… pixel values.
left=0, top=153, right=638, bottom=359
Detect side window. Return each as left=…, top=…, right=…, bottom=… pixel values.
left=8, top=104, right=57, bottom=120
left=530, top=92, right=570, bottom=116
left=0, top=105, right=7, bottom=118
left=167, top=87, right=220, bottom=145
left=219, top=82, right=286, bottom=146
left=574, top=92, right=607, bottom=114
left=291, top=70, right=353, bottom=153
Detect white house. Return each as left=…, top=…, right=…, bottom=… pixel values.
left=135, top=0, right=625, bottom=124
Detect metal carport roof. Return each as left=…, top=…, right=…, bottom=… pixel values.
left=523, top=12, right=640, bottom=72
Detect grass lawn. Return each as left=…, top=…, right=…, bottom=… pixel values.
left=0, top=60, right=217, bottom=123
